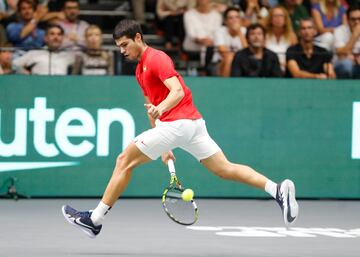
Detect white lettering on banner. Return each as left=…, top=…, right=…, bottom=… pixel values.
left=187, top=226, right=360, bottom=238
left=0, top=109, right=27, bottom=157
left=0, top=97, right=136, bottom=171
left=29, top=98, right=59, bottom=157
left=352, top=102, right=360, bottom=159
left=97, top=109, right=136, bottom=156
left=55, top=108, right=96, bottom=157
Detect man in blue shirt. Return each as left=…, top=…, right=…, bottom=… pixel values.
left=6, top=0, right=47, bottom=50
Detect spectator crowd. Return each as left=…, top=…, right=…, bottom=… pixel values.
left=0, top=0, right=359, bottom=79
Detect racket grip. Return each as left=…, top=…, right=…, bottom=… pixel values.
left=167, top=159, right=176, bottom=176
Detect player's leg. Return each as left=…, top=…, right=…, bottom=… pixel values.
left=62, top=120, right=188, bottom=237
left=62, top=142, right=151, bottom=238
left=101, top=142, right=151, bottom=207
left=201, top=151, right=268, bottom=189
left=181, top=119, right=298, bottom=226
left=201, top=151, right=299, bottom=226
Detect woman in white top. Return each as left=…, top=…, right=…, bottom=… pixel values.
left=213, top=6, right=248, bottom=76
left=265, top=5, right=297, bottom=73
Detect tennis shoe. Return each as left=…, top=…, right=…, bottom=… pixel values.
left=275, top=179, right=299, bottom=226
left=62, top=205, right=102, bottom=238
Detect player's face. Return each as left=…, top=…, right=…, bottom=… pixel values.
left=45, top=28, right=64, bottom=50
left=225, top=10, right=241, bottom=29
left=248, top=27, right=265, bottom=48
left=19, top=2, right=35, bottom=21
left=0, top=50, right=12, bottom=67
left=86, top=28, right=102, bottom=49
left=271, top=8, right=286, bottom=28
left=348, top=10, right=360, bottom=32
left=115, top=34, right=143, bottom=61
left=64, top=2, right=80, bottom=22
left=299, top=20, right=316, bottom=43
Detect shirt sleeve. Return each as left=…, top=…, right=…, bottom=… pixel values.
left=150, top=52, right=178, bottom=82
left=6, top=23, right=22, bottom=44
left=286, top=47, right=296, bottom=62
left=323, top=49, right=333, bottom=63
left=214, top=27, right=225, bottom=47
left=230, top=51, right=242, bottom=77
left=13, top=52, right=33, bottom=68
left=269, top=52, right=283, bottom=77
left=334, top=26, right=346, bottom=49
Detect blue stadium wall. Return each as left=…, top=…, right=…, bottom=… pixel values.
left=0, top=76, right=359, bottom=198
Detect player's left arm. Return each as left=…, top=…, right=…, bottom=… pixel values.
left=144, top=96, right=156, bottom=128
left=145, top=76, right=185, bottom=120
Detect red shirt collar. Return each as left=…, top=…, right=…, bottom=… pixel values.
left=139, top=46, right=151, bottom=65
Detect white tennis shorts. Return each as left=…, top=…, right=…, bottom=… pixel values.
left=134, top=118, right=221, bottom=161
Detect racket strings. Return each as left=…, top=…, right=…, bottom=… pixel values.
left=164, top=187, right=196, bottom=225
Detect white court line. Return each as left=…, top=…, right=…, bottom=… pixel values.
left=187, top=226, right=360, bottom=238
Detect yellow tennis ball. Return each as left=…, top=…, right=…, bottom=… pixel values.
left=182, top=189, right=194, bottom=202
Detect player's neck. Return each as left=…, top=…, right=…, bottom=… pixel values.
left=138, top=43, right=148, bottom=60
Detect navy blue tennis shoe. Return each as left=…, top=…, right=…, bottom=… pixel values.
left=62, top=205, right=102, bottom=238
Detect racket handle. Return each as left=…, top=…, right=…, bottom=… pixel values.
left=167, top=159, right=176, bottom=176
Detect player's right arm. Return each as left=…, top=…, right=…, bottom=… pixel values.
left=144, top=95, right=176, bottom=164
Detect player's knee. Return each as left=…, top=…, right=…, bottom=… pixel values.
left=115, top=153, right=135, bottom=172
left=212, top=162, right=234, bottom=180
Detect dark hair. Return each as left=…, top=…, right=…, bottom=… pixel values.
left=63, top=0, right=80, bottom=7
left=17, top=0, right=37, bottom=11
left=298, top=17, right=314, bottom=28
left=0, top=42, right=13, bottom=52
left=113, top=19, right=143, bottom=41
left=346, top=4, right=360, bottom=18
left=46, top=24, right=65, bottom=35
left=245, top=23, right=266, bottom=40
left=223, top=6, right=241, bottom=20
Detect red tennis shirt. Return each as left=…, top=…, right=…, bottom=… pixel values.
left=135, top=47, right=202, bottom=122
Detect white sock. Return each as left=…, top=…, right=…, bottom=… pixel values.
left=265, top=180, right=277, bottom=199
left=91, top=201, right=111, bottom=226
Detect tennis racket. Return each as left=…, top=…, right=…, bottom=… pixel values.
left=162, top=159, right=198, bottom=225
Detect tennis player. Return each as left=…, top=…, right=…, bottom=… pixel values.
left=62, top=19, right=299, bottom=238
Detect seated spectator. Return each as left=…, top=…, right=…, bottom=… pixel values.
left=213, top=6, right=248, bottom=76
left=211, top=0, right=235, bottom=13
left=0, top=42, right=26, bottom=74
left=265, top=5, right=297, bottom=73
left=72, top=25, right=114, bottom=75
left=240, top=0, right=269, bottom=27
left=156, top=0, right=192, bottom=49
left=286, top=18, right=336, bottom=79
left=6, top=0, right=47, bottom=50
left=311, top=0, right=347, bottom=50
left=13, top=24, right=74, bottom=75
left=183, top=0, right=222, bottom=67
left=131, top=0, right=146, bottom=27
left=334, top=4, right=360, bottom=79
left=57, top=0, right=89, bottom=50
left=0, top=23, right=7, bottom=44
left=280, top=0, right=309, bottom=33
left=231, top=23, right=282, bottom=77
left=0, top=0, right=17, bottom=26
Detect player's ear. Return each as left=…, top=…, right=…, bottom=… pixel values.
left=134, top=32, right=142, bottom=43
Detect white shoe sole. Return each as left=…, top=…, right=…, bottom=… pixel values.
left=61, top=205, right=96, bottom=239
left=282, top=180, right=299, bottom=226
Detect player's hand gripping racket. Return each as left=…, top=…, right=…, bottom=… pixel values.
left=162, top=160, right=198, bottom=225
